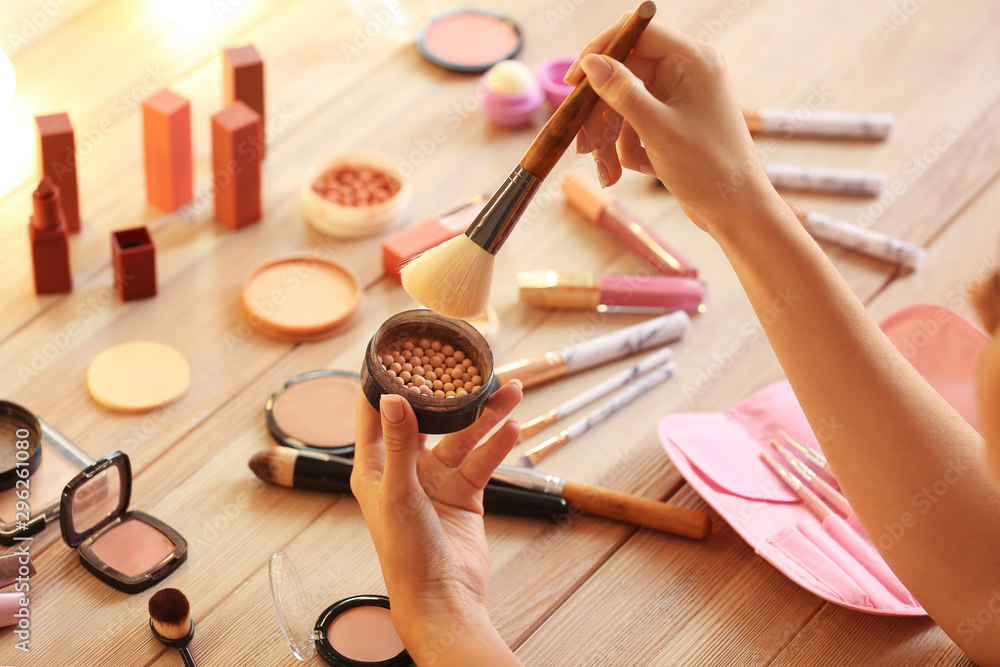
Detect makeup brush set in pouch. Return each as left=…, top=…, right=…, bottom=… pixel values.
left=658, top=303, right=986, bottom=614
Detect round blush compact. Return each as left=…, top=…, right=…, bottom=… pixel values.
left=265, top=370, right=362, bottom=456
left=268, top=551, right=412, bottom=667
left=0, top=401, right=41, bottom=492
left=241, top=257, right=362, bottom=342
left=361, top=309, right=498, bottom=434
left=416, top=9, right=522, bottom=73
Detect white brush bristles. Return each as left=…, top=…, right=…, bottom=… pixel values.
left=401, top=235, right=495, bottom=319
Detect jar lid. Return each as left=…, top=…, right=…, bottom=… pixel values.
left=268, top=550, right=317, bottom=660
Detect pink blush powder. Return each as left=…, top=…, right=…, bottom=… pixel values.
left=422, top=13, right=519, bottom=68
left=327, top=605, right=405, bottom=662
left=89, top=518, right=175, bottom=577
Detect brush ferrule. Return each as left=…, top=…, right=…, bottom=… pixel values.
left=464, top=166, right=543, bottom=254
left=493, top=465, right=566, bottom=495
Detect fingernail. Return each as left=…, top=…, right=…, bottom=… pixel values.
left=510, top=378, right=523, bottom=390
left=596, top=160, right=610, bottom=188
left=380, top=394, right=405, bottom=424
left=563, top=58, right=579, bottom=83
left=639, top=163, right=656, bottom=177
left=576, top=127, right=587, bottom=153
left=580, top=54, right=612, bottom=88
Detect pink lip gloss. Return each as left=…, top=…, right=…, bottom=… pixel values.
left=518, top=271, right=704, bottom=312
left=560, top=171, right=697, bottom=277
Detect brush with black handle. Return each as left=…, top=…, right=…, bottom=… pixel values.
left=248, top=445, right=570, bottom=520
left=148, top=588, right=197, bottom=667
left=401, top=2, right=657, bottom=318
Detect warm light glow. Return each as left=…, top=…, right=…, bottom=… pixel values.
left=0, top=97, right=37, bottom=195
left=146, top=0, right=258, bottom=47
left=544, top=270, right=558, bottom=287
left=0, top=50, right=14, bottom=111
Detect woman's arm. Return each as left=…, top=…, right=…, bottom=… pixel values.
left=575, top=21, right=1000, bottom=662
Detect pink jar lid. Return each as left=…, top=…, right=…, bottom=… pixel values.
left=535, top=55, right=576, bottom=107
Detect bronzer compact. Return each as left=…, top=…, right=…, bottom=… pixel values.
left=59, top=451, right=187, bottom=593
left=268, top=551, right=413, bottom=666
left=265, top=370, right=362, bottom=456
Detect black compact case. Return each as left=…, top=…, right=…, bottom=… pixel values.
left=59, top=451, right=187, bottom=594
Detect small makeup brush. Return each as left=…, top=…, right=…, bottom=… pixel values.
left=148, top=588, right=197, bottom=667
left=777, top=429, right=839, bottom=486
left=401, top=2, right=657, bottom=318
left=770, top=440, right=852, bottom=517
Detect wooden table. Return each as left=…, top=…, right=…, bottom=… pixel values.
left=1, top=0, right=996, bottom=664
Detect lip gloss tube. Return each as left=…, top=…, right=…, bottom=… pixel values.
left=764, top=163, right=885, bottom=196
left=560, top=171, right=697, bottom=277
left=496, top=310, right=690, bottom=388
left=744, top=109, right=895, bottom=140
left=518, top=271, right=705, bottom=312
left=788, top=204, right=925, bottom=270
left=381, top=194, right=488, bottom=282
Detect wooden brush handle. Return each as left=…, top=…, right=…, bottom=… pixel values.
left=519, top=1, right=656, bottom=179
left=562, top=480, right=711, bottom=540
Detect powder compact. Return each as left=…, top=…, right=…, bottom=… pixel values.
left=241, top=256, right=362, bottom=342
left=0, top=401, right=42, bottom=492
left=268, top=551, right=412, bottom=666
left=0, top=405, right=93, bottom=546
left=59, top=451, right=187, bottom=593
left=265, top=370, right=362, bottom=456
left=361, top=310, right=498, bottom=434
left=416, top=9, right=522, bottom=73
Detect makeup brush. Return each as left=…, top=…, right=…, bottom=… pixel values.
left=249, top=446, right=570, bottom=520
left=519, top=360, right=676, bottom=467
left=401, top=2, right=657, bottom=318
left=518, top=347, right=674, bottom=441
left=148, top=588, right=197, bottom=667
left=770, top=440, right=852, bottom=518
left=760, top=453, right=916, bottom=604
left=492, top=465, right=711, bottom=539
left=777, top=428, right=839, bottom=486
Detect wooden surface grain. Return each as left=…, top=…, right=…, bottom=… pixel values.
left=0, top=0, right=994, bottom=664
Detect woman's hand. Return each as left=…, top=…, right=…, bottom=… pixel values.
left=351, top=382, right=524, bottom=666
left=567, top=17, right=777, bottom=232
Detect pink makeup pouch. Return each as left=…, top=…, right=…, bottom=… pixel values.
left=659, top=303, right=988, bottom=615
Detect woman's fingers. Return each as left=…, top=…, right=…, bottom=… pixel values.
left=352, top=394, right=386, bottom=499
left=378, top=394, right=422, bottom=493
left=433, top=381, right=523, bottom=469
left=461, top=420, right=521, bottom=489
left=617, top=121, right=652, bottom=174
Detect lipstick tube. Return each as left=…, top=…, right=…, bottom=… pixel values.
left=788, top=205, right=925, bottom=270
left=381, top=194, right=488, bottom=282
left=518, top=271, right=704, bottom=312
left=560, top=171, right=697, bottom=277
left=744, top=108, right=895, bottom=140
left=764, top=163, right=885, bottom=196
left=496, top=310, right=690, bottom=388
